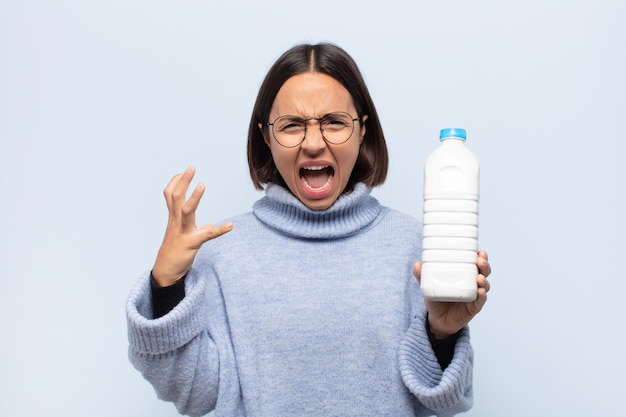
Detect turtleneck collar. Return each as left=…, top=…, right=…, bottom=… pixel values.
left=252, top=183, right=386, bottom=239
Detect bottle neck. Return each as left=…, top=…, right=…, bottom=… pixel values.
left=441, top=137, right=466, bottom=144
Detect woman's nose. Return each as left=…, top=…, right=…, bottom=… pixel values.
left=300, top=121, right=326, bottom=153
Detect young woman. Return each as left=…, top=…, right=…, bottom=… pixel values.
left=127, top=43, right=491, bottom=417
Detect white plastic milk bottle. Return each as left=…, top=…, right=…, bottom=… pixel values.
left=420, top=128, right=479, bottom=301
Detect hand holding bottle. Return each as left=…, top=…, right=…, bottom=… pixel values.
left=415, top=250, right=491, bottom=339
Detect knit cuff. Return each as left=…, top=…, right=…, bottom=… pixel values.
left=126, top=268, right=209, bottom=355
left=398, top=315, right=473, bottom=413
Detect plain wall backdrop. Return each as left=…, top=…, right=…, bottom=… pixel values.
left=1, top=1, right=624, bottom=416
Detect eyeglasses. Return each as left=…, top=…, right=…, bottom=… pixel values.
left=266, top=112, right=360, bottom=148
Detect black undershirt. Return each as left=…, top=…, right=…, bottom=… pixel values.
left=150, top=274, right=458, bottom=369
left=150, top=274, right=186, bottom=319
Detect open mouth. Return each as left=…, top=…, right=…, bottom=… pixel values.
left=299, top=165, right=334, bottom=190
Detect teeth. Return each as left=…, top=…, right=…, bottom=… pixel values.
left=300, top=165, right=333, bottom=190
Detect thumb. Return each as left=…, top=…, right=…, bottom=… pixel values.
left=199, top=221, right=234, bottom=242
left=413, top=261, right=422, bottom=284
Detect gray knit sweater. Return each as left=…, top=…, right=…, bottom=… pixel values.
left=126, top=183, right=473, bottom=417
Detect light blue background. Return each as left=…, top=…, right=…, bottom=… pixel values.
left=1, top=1, right=624, bottom=416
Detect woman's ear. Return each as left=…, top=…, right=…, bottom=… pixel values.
left=359, top=115, right=368, bottom=144
left=259, top=122, right=271, bottom=148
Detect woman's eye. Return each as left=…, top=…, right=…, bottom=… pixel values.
left=323, top=118, right=348, bottom=130
left=279, top=122, right=304, bottom=133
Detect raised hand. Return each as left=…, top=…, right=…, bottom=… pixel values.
left=152, top=166, right=234, bottom=287
left=414, top=250, right=492, bottom=339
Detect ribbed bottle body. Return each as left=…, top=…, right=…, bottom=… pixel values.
left=421, top=129, right=479, bottom=301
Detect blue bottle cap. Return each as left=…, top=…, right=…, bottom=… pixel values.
left=440, top=128, right=467, bottom=140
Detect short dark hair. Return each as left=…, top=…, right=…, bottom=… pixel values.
left=247, top=43, right=388, bottom=191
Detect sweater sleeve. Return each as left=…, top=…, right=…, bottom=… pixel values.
left=398, top=312, right=473, bottom=417
left=126, top=268, right=221, bottom=416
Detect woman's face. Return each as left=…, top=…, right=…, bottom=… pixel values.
left=261, top=72, right=367, bottom=210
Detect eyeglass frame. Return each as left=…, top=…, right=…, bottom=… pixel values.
left=265, top=111, right=362, bottom=148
